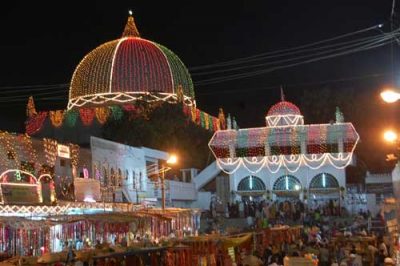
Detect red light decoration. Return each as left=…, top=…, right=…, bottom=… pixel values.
left=267, top=101, right=301, bottom=116
left=79, top=108, right=95, bottom=126
left=25, top=112, right=47, bottom=135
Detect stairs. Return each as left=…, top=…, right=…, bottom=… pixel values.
left=194, top=161, right=221, bottom=190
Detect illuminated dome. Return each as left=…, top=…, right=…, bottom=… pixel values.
left=266, top=100, right=304, bottom=127
left=267, top=101, right=301, bottom=116
left=68, top=15, right=195, bottom=109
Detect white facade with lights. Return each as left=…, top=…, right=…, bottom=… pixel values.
left=200, top=99, right=359, bottom=206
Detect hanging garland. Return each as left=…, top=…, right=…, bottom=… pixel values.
left=43, top=138, right=58, bottom=167
left=70, top=144, right=80, bottom=169
left=49, top=110, right=64, bottom=128
left=25, top=112, right=47, bottom=135
left=65, top=110, right=79, bottom=127
left=95, top=107, right=110, bottom=125
left=79, top=108, right=96, bottom=126
left=0, top=132, right=19, bottom=169
left=20, top=134, right=38, bottom=170
left=110, top=105, right=124, bottom=120
left=122, top=104, right=137, bottom=112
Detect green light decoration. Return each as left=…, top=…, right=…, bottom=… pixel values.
left=65, top=110, right=79, bottom=127
left=16, top=170, right=22, bottom=181
left=110, top=106, right=124, bottom=120
left=156, top=44, right=195, bottom=100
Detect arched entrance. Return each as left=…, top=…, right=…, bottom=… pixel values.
left=0, top=170, right=41, bottom=204
left=236, top=176, right=266, bottom=200
left=308, top=173, right=340, bottom=209
left=272, top=175, right=302, bottom=200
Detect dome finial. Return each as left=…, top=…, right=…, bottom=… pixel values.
left=122, top=12, right=140, bottom=37
left=280, top=85, right=285, bottom=101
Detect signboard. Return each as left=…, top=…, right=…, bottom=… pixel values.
left=57, top=144, right=70, bottom=159
left=1, top=183, right=41, bottom=204
left=74, top=178, right=101, bottom=202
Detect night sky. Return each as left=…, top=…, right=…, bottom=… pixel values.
left=0, top=1, right=399, bottom=171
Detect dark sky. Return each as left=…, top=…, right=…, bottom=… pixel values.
left=0, top=1, right=399, bottom=171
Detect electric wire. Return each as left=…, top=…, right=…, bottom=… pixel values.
left=192, top=33, right=397, bottom=76
left=190, top=24, right=383, bottom=71
left=194, top=37, right=394, bottom=85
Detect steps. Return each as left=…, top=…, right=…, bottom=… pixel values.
left=194, top=161, right=221, bottom=190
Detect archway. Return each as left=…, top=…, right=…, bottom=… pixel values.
left=308, top=173, right=340, bottom=210
left=272, top=175, right=302, bottom=199
left=38, top=174, right=56, bottom=204
left=0, top=170, right=41, bottom=204
left=236, top=176, right=266, bottom=200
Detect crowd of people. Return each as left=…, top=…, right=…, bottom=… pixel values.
left=220, top=199, right=346, bottom=227
left=208, top=197, right=395, bottom=266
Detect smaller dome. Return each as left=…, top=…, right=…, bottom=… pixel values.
left=267, top=101, right=301, bottom=116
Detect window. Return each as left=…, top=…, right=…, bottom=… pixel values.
left=273, top=175, right=301, bottom=191
left=309, top=173, right=339, bottom=190
left=7, top=151, right=14, bottom=160
left=237, top=176, right=266, bottom=191
left=60, top=159, right=66, bottom=167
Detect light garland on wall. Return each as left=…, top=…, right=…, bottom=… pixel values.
left=79, top=108, right=96, bottom=126
left=216, top=152, right=355, bottom=174
left=209, top=121, right=359, bottom=174
left=43, top=138, right=58, bottom=167
left=65, top=110, right=79, bottom=127
left=69, top=144, right=80, bottom=169
left=0, top=132, right=20, bottom=169
left=266, top=115, right=304, bottom=127
left=95, top=107, right=110, bottom=124
left=25, top=112, right=47, bottom=135
left=49, top=110, right=64, bottom=128
left=26, top=103, right=220, bottom=135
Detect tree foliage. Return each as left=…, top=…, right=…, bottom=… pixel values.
left=102, top=102, right=213, bottom=169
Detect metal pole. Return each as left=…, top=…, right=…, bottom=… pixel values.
left=161, top=166, right=165, bottom=211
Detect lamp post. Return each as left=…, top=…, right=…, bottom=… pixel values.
left=160, top=154, right=177, bottom=211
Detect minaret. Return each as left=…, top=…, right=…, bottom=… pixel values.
left=26, top=96, right=37, bottom=118
left=218, top=108, right=226, bottom=130
left=122, top=10, right=140, bottom=37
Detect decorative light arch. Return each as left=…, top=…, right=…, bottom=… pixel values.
left=237, top=176, right=266, bottom=191
left=0, top=169, right=38, bottom=184
left=38, top=174, right=52, bottom=182
left=273, top=175, right=302, bottom=191
left=309, top=173, right=339, bottom=190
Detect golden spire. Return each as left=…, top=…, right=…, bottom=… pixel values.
left=122, top=11, right=140, bottom=37
left=26, top=96, right=37, bottom=118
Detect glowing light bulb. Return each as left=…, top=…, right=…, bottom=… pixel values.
left=129, top=10, right=133, bottom=16
left=381, top=89, right=400, bottom=103
left=384, top=130, right=398, bottom=143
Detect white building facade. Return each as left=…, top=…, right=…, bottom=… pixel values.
left=203, top=99, right=359, bottom=208
left=90, top=137, right=197, bottom=207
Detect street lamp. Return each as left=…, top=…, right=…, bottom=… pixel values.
left=161, top=154, right=178, bottom=211
left=381, top=89, right=400, bottom=103
left=384, top=130, right=398, bottom=143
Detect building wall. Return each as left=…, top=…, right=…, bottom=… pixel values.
left=90, top=136, right=148, bottom=202
left=230, top=165, right=345, bottom=193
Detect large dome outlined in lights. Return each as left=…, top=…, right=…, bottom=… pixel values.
left=68, top=15, right=195, bottom=109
